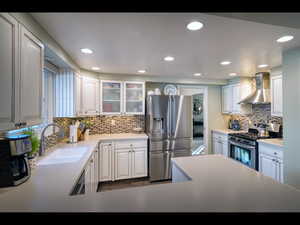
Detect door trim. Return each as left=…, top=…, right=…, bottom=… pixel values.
left=177, top=85, right=208, bottom=154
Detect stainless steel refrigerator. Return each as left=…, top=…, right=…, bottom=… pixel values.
left=146, top=95, right=193, bottom=182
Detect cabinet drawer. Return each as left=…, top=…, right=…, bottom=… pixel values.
left=212, top=132, right=228, bottom=142
left=115, top=140, right=147, bottom=150
left=259, top=143, right=283, bottom=159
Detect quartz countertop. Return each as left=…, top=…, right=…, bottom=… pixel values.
left=258, top=138, right=284, bottom=148
left=212, top=128, right=247, bottom=135
left=1, top=134, right=300, bottom=212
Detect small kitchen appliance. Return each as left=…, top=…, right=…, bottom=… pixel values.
left=0, top=134, right=32, bottom=187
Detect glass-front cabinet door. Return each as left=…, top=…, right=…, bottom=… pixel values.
left=100, top=80, right=123, bottom=115
left=124, top=81, right=145, bottom=115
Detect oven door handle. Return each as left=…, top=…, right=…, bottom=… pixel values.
left=229, top=141, right=256, bottom=151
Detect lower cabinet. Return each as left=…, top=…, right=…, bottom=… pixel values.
left=259, top=143, right=284, bottom=183
left=212, top=131, right=229, bottom=157
left=99, top=142, right=113, bottom=182
left=99, top=139, right=148, bottom=182
left=84, top=148, right=99, bottom=193
left=115, top=149, right=132, bottom=180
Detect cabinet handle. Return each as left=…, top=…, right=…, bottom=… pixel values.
left=90, top=159, right=93, bottom=163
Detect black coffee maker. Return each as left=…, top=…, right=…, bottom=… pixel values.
left=0, top=134, right=32, bottom=187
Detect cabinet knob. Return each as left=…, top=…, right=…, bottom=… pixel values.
left=274, top=152, right=277, bottom=155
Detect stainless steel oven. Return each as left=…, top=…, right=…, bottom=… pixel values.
left=228, top=136, right=258, bottom=170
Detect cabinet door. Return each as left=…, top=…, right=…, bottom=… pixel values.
left=82, top=77, right=100, bottom=115
left=75, top=74, right=83, bottom=116
left=213, top=138, right=222, bottom=155
left=99, top=143, right=113, bottom=182
left=85, top=162, right=91, bottom=193
left=276, top=159, right=284, bottom=183
left=100, top=81, right=123, bottom=115
left=114, top=149, right=131, bottom=180
left=222, top=86, right=233, bottom=113
left=90, top=155, right=95, bottom=192
left=131, top=148, right=147, bottom=178
left=0, top=13, right=19, bottom=130
left=94, top=148, right=99, bottom=189
left=271, top=75, right=283, bottom=117
left=259, top=153, right=277, bottom=180
left=221, top=140, right=228, bottom=157
left=232, top=84, right=241, bottom=113
left=124, top=81, right=145, bottom=115
left=20, top=25, right=44, bottom=126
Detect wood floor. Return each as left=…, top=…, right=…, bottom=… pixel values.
left=97, top=177, right=172, bottom=192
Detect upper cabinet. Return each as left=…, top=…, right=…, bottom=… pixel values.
left=81, top=76, right=100, bottom=116
left=100, top=80, right=123, bottom=115
left=19, top=25, right=44, bottom=126
left=100, top=80, right=145, bottom=115
left=221, top=79, right=252, bottom=115
left=0, top=13, right=44, bottom=131
left=271, top=74, right=283, bottom=117
left=0, top=13, right=19, bottom=130
left=124, top=81, right=145, bottom=115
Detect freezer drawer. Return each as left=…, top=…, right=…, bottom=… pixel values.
left=149, top=138, right=193, bottom=152
left=149, top=151, right=172, bottom=182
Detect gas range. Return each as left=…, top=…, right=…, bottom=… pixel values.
left=229, top=128, right=272, bottom=141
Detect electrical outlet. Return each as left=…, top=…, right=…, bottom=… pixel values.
left=111, top=119, right=115, bottom=126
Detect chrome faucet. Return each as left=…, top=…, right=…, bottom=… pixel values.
left=39, top=123, right=65, bottom=156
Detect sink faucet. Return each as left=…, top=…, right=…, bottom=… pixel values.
left=39, top=123, right=65, bottom=156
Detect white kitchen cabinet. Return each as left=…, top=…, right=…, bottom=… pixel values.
left=271, top=75, right=283, bottom=117
left=100, top=80, right=145, bottom=115
left=82, top=76, right=100, bottom=116
left=259, top=142, right=284, bottom=183
left=0, top=13, right=19, bottom=130
left=231, top=84, right=241, bottom=113
left=114, top=149, right=132, bottom=180
left=99, top=142, right=113, bottom=182
left=19, top=25, right=44, bottom=127
left=131, top=148, right=148, bottom=178
left=100, top=80, right=123, bottom=115
left=98, top=139, right=148, bottom=182
left=0, top=13, right=44, bottom=130
left=212, top=131, right=228, bottom=157
left=221, top=81, right=252, bottom=115
left=75, top=74, right=83, bottom=116
left=124, top=81, right=145, bottom=115
left=222, top=86, right=232, bottom=114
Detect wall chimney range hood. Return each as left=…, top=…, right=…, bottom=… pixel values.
left=238, top=72, right=271, bottom=105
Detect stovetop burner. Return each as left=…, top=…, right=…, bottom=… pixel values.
left=230, top=128, right=271, bottom=141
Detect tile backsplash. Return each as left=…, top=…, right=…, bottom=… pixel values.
left=54, top=115, right=145, bottom=137
left=227, top=104, right=282, bottom=130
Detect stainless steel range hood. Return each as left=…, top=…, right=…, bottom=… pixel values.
left=238, top=72, right=270, bottom=104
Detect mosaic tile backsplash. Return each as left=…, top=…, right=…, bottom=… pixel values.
left=42, top=115, right=145, bottom=151
left=54, top=115, right=145, bottom=137
left=228, top=104, right=283, bottom=131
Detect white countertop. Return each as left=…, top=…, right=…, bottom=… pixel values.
left=1, top=133, right=300, bottom=212
left=258, top=138, right=284, bottom=148
left=212, top=128, right=247, bottom=134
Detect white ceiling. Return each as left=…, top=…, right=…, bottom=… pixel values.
left=31, top=13, right=300, bottom=80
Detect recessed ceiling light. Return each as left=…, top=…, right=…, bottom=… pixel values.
left=194, top=73, right=202, bottom=76
left=258, top=64, right=268, bottom=68
left=164, top=56, right=174, bottom=61
left=91, top=67, right=100, bottom=71
left=220, top=61, right=231, bottom=65
left=187, top=21, right=204, bottom=31
left=81, top=48, right=93, bottom=54
left=138, top=70, right=146, bottom=73
left=277, top=35, right=294, bottom=43
left=229, top=73, right=237, bottom=76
